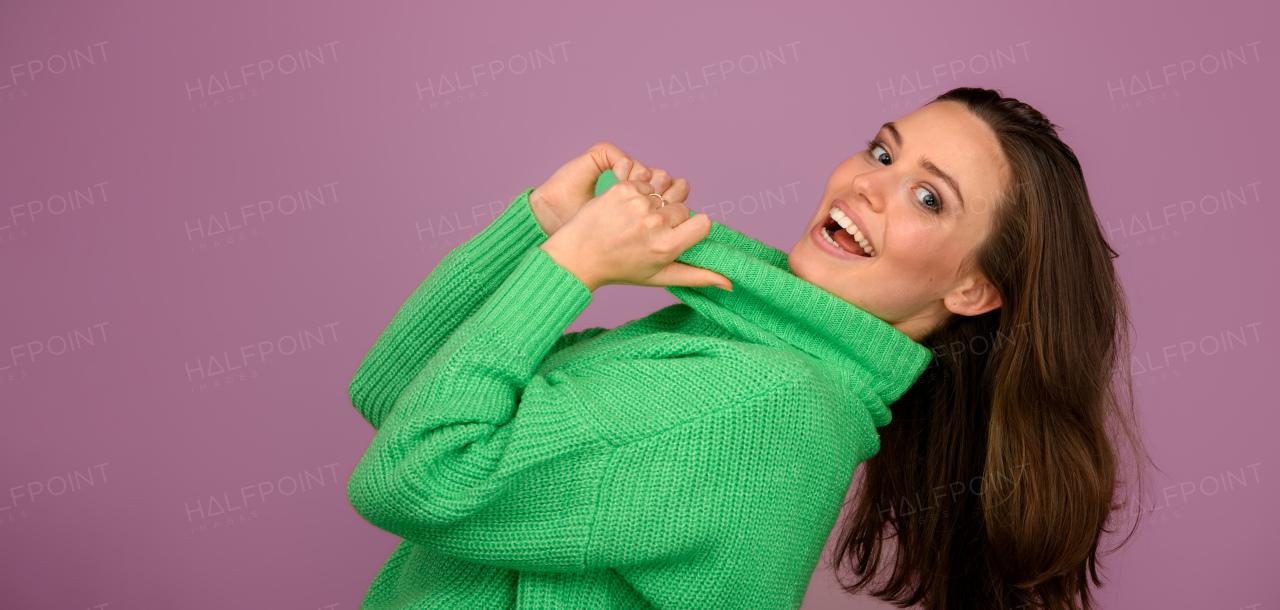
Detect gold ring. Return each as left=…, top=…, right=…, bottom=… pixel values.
left=646, top=193, right=668, bottom=207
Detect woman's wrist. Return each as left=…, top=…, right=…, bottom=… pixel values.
left=539, top=240, right=602, bottom=292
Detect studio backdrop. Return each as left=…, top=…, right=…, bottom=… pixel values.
left=1, top=0, right=1275, bottom=608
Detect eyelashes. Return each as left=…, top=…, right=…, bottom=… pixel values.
left=862, top=138, right=944, bottom=214
left=865, top=139, right=881, bottom=157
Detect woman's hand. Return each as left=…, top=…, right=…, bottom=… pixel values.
left=540, top=178, right=733, bottom=293
left=529, top=141, right=676, bottom=237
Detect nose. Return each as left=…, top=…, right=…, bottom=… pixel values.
left=851, top=171, right=886, bottom=214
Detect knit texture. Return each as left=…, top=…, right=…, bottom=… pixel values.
left=346, top=180, right=934, bottom=610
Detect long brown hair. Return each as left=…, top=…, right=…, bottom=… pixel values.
left=832, top=87, right=1159, bottom=609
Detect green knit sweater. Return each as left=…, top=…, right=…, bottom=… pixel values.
left=346, top=173, right=933, bottom=609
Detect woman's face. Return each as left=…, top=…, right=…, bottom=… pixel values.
left=788, top=101, right=1009, bottom=342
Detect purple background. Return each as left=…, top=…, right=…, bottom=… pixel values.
left=2, top=0, right=1275, bottom=608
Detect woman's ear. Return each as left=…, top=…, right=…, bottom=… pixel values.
left=943, top=275, right=1002, bottom=317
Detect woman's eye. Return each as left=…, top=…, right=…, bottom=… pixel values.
left=869, top=143, right=890, bottom=165
left=866, top=138, right=944, bottom=213
left=914, top=186, right=940, bottom=210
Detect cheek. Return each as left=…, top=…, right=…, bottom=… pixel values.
left=884, top=226, right=955, bottom=291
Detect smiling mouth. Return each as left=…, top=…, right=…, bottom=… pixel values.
left=821, top=210, right=876, bottom=257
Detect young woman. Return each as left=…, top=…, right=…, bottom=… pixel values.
left=346, top=87, right=1153, bottom=609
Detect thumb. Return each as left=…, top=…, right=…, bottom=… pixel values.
left=670, top=211, right=714, bottom=248
left=648, top=261, right=734, bottom=291
left=661, top=213, right=730, bottom=290
left=587, top=141, right=632, bottom=178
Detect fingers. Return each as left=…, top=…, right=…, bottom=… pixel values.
left=583, top=173, right=727, bottom=291
left=606, top=154, right=650, bottom=183
left=648, top=167, right=673, bottom=195
left=612, top=179, right=691, bottom=230
left=590, top=141, right=631, bottom=176
left=661, top=176, right=689, bottom=206
left=628, top=161, right=652, bottom=184
left=669, top=210, right=714, bottom=251
left=652, top=262, right=734, bottom=292
left=589, top=142, right=687, bottom=205
left=655, top=198, right=691, bottom=228
left=612, top=157, right=633, bottom=183
left=630, top=164, right=683, bottom=197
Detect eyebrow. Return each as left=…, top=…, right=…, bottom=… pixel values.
left=881, top=121, right=966, bottom=210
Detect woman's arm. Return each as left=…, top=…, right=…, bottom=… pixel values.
left=346, top=272, right=824, bottom=598
left=346, top=243, right=603, bottom=572
left=349, top=186, right=573, bottom=431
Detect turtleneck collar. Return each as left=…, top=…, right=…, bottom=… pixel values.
left=665, top=220, right=933, bottom=424
left=592, top=167, right=931, bottom=421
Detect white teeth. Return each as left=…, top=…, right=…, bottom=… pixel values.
left=828, top=209, right=876, bottom=256
left=821, top=226, right=844, bottom=250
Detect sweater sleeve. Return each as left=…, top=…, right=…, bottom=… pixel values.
left=348, top=186, right=551, bottom=431
left=346, top=285, right=824, bottom=596
left=346, top=244, right=607, bottom=572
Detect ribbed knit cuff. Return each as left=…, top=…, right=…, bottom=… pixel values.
left=462, top=186, right=549, bottom=280
left=465, top=245, right=593, bottom=363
